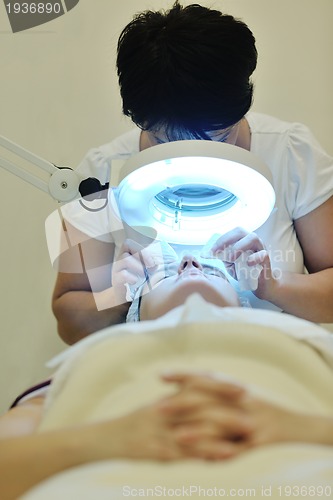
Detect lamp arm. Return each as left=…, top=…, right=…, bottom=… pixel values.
left=0, top=135, right=56, bottom=174
left=0, top=154, right=50, bottom=194
left=0, top=135, right=109, bottom=203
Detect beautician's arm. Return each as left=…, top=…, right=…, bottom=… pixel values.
left=51, top=219, right=128, bottom=344
left=52, top=270, right=129, bottom=345
left=52, top=225, right=149, bottom=344
left=267, top=196, right=333, bottom=322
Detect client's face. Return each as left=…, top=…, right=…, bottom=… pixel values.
left=140, top=254, right=240, bottom=320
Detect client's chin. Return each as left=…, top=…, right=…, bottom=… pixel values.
left=173, top=278, right=240, bottom=309
left=141, top=277, right=240, bottom=320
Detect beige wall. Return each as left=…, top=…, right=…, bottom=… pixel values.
left=0, top=0, right=332, bottom=413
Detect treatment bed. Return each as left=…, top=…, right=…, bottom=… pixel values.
left=22, top=295, right=333, bottom=499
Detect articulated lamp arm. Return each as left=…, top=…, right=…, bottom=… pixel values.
left=0, top=135, right=108, bottom=203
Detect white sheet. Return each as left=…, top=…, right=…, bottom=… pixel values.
left=23, top=296, right=333, bottom=499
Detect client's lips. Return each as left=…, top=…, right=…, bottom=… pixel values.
left=178, top=269, right=206, bottom=280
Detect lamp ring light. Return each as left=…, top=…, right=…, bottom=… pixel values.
left=116, top=140, right=276, bottom=246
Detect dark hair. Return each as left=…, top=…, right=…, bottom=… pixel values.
left=117, top=1, right=257, bottom=139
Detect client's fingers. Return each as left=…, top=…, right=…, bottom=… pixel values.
left=170, top=408, right=253, bottom=441
left=161, top=372, right=246, bottom=400
left=185, top=439, right=248, bottom=460
left=158, top=392, right=217, bottom=417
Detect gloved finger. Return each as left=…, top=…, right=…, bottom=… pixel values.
left=246, top=249, right=270, bottom=266
left=119, top=239, right=156, bottom=268
left=231, top=233, right=265, bottom=258
left=210, top=227, right=249, bottom=253
left=113, top=253, right=147, bottom=277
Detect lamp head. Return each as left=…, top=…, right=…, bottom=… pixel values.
left=116, top=141, right=275, bottom=246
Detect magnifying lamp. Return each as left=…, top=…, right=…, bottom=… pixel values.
left=0, top=134, right=276, bottom=249
left=117, top=140, right=276, bottom=246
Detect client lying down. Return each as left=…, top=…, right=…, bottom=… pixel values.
left=1, top=249, right=333, bottom=499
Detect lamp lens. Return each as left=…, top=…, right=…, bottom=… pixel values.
left=154, top=184, right=237, bottom=214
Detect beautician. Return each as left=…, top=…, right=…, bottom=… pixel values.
left=52, top=2, right=333, bottom=344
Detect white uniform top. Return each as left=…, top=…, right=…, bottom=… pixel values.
left=59, top=112, right=333, bottom=311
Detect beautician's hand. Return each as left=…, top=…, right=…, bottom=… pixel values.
left=112, top=239, right=156, bottom=304
left=112, top=239, right=178, bottom=304
left=210, top=227, right=278, bottom=299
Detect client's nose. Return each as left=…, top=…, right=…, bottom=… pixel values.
left=178, top=255, right=203, bottom=274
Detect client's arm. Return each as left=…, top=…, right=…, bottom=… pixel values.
left=3, top=373, right=331, bottom=499
left=0, top=397, right=44, bottom=440
left=0, top=378, right=247, bottom=499
left=0, top=403, right=185, bottom=499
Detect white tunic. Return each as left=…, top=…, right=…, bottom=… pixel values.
left=58, top=112, right=333, bottom=311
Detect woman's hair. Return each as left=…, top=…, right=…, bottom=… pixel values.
left=117, top=1, right=257, bottom=140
